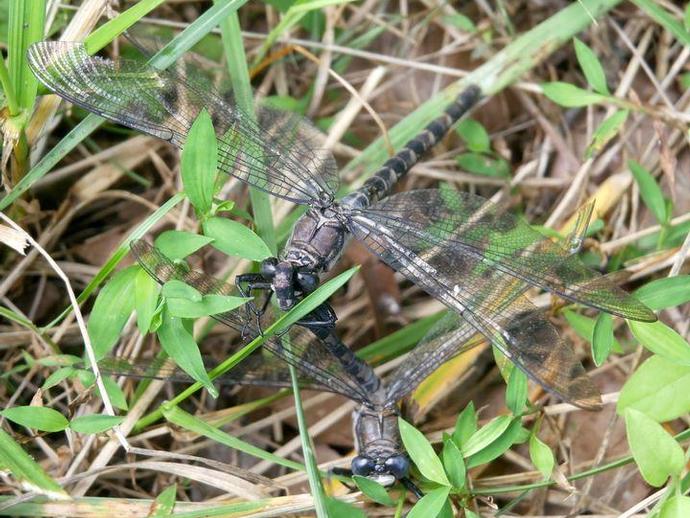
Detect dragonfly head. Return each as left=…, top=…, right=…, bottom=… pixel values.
left=351, top=453, right=409, bottom=486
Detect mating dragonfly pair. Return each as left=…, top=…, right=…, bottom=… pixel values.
left=28, top=38, right=655, bottom=492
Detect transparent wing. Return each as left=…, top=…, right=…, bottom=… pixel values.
left=27, top=41, right=338, bottom=205
left=348, top=210, right=602, bottom=409
left=354, top=189, right=655, bottom=322
left=130, top=240, right=375, bottom=405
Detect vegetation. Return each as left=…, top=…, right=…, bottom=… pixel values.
left=1, top=0, right=690, bottom=516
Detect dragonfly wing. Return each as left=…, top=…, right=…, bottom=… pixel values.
left=349, top=215, right=601, bottom=409
left=130, top=240, right=376, bottom=406
left=357, top=189, right=655, bottom=322
left=27, top=41, right=338, bottom=205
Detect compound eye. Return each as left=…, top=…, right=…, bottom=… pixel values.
left=351, top=456, right=375, bottom=476
left=260, top=257, right=278, bottom=276
left=383, top=455, right=409, bottom=480
left=296, top=272, right=319, bottom=293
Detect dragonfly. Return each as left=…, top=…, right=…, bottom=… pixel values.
left=96, top=239, right=604, bottom=493
left=28, top=40, right=655, bottom=396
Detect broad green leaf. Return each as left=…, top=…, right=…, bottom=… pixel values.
left=135, top=267, right=159, bottom=334
left=625, top=408, right=684, bottom=487
left=155, top=230, right=214, bottom=260
left=442, top=435, right=466, bottom=489
left=618, top=355, right=690, bottom=421
left=442, top=13, right=476, bottom=32
left=466, top=418, right=522, bottom=468
left=437, top=499, right=454, bottom=518
left=42, top=367, right=75, bottom=390
left=629, top=320, right=690, bottom=365
left=1, top=406, right=68, bottom=432
left=635, top=276, right=690, bottom=311
left=629, top=160, right=668, bottom=224
left=660, top=495, right=690, bottom=518
left=406, top=486, right=451, bottom=518
left=456, top=119, right=490, bottom=153
left=80, top=371, right=129, bottom=411
left=353, top=475, right=394, bottom=506
left=203, top=216, right=272, bottom=261
left=452, top=402, right=477, bottom=446
left=398, top=417, right=449, bottom=486
left=564, top=310, right=621, bottom=350
left=69, top=415, right=124, bottom=434
left=181, top=109, right=217, bottom=216
left=632, top=0, right=690, bottom=47
left=542, top=81, right=608, bottom=107
left=166, top=294, right=249, bottom=319
left=162, top=279, right=203, bottom=302
left=573, top=38, right=609, bottom=95
left=506, top=367, right=528, bottom=415
left=585, top=110, right=628, bottom=158
left=529, top=433, right=554, bottom=479
left=0, top=428, right=67, bottom=497
left=87, top=266, right=138, bottom=359
left=456, top=152, right=510, bottom=177
left=157, top=309, right=217, bottom=397
left=592, top=313, right=613, bottom=366
left=151, top=484, right=177, bottom=517
left=325, top=497, right=367, bottom=518
left=463, top=415, right=512, bottom=457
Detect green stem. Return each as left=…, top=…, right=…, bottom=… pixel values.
left=0, top=55, right=19, bottom=116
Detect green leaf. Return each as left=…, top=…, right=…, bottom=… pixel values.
left=632, top=0, right=690, bottom=47
left=629, top=160, right=668, bottom=224
left=573, top=38, right=609, bottom=95
left=87, top=266, right=138, bottom=360
left=406, top=486, right=451, bottom=518
left=203, top=217, right=272, bottom=261
left=624, top=408, right=684, bottom=487
left=686, top=3, right=690, bottom=31
left=463, top=415, right=512, bottom=457
left=181, top=109, right=218, bottom=216
left=617, top=355, right=690, bottom=421
left=162, top=280, right=202, bottom=302
left=42, top=367, right=75, bottom=390
left=660, top=495, right=690, bottom=518
left=585, top=110, right=628, bottom=158
left=155, top=230, right=214, bottom=260
left=529, top=433, right=554, bottom=479
left=442, top=13, right=476, bottom=32
left=1, top=406, right=69, bottom=432
left=157, top=308, right=217, bottom=397
left=166, top=294, right=249, bottom=319
left=629, top=320, right=690, bottom=365
left=541, top=81, right=608, bottom=107
left=456, top=152, right=510, bottom=177
left=464, top=509, right=479, bottom=518
left=456, top=119, right=490, bottom=153
left=151, top=484, right=177, bottom=517
left=325, top=497, right=367, bottom=518
left=442, top=435, right=466, bottom=489
left=352, top=475, right=395, bottom=506
left=592, top=312, right=613, bottom=366
left=506, top=367, right=528, bottom=415
left=135, top=267, right=159, bottom=334
left=101, top=376, right=129, bottom=411
left=466, top=418, right=522, bottom=468
left=635, top=276, right=690, bottom=311
left=0, top=428, right=67, bottom=497
left=398, top=417, right=449, bottom=486
left=452, top=402, right=477, bottom=446
left=563, top=310, right=621, bottom=350
left=69, top=414, right=124, bottom=434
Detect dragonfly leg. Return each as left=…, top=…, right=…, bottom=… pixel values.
left=296, top=303, right=338, bottom=336
left=401, top=477, right=423, bottom=500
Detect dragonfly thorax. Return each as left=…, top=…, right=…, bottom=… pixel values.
left=282, top=207, right=348, bottom=273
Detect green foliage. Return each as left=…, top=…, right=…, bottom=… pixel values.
left=618, top=355, right=690, bottom=422
left=506, top=366, right=528, bottom=415
left=151, top=484, right=177, bottom=516
left=632, top=0, right=690, bottom=46
left=441, top=435, right=466, bottom=488
left=465, top=418, right=523, bottom=468
left=573, top=37, right=609, bottom=95
left=452, top=401, right=477, bottom=445
left=455, top=119, right=509, bottom=177
left=155, top=230, right=214, bottom=260
left=203, top=216, right=273, bottom=261
left=324, top=497, right=367, bottom=518
left=564, top=310, right=621, bottom=350
left=592, top=312, right=613, bottom=366
left=406, top=486, right=450, bottom=518
left=541, top=82, right=608, bottom=107
left=586, top=110, right=628, bottom=158
left=166, top=293, right=248, bottom=319
left=181, top=109, right=218, bottom=217
left=456, top=119, right=490, bottom=153
left=134, top=267, right=160, bottom=334
left=162, top=280, right=203, bottom=302
left=69, top=415, right=124, bottom=434
left=398, top=417, right=450, bottom=486
left=624, top=408, right=684, bottom=487
left=462, top=415, right=512, bottom=457
left=635, top=275, right=690, bottom=310
left=353, top=476, right=394, bottom=506
left=87, top=266, right=138, bottom=360
left=628, top=160, right=669, bottom=224
left=629, top=320, right=690, bottom=365
left=660, top=495, right=690, bottom=518
left=1, top=406, right=68, bottom=432
left=529, top=432, right=555, bottom=480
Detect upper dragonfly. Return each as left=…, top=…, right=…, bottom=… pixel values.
left=28, top=39, right=656, bottom=399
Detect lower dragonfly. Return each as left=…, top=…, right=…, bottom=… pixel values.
left=93, top=230, right=604, bottom=494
